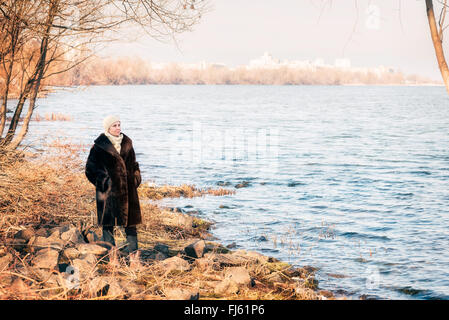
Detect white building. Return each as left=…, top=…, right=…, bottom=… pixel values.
left=334, top=58, right=351, bottom=69
left=248, top=52, right=281, bottom=69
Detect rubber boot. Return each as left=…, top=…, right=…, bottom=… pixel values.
left=102, top=226, right=116, bottom=248
left=125, top=234, right=138, bottom=254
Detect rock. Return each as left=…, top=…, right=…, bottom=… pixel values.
left=155, top=252, right=166, bottom=261
left=63, top=247, right=81, bottom=260
left=29, top=236, right=65, bottom=252
left=186, top=209, right=201, bottom=215
left=72, top=256, right=97, bottom=279
left=14, top=228, right=35, bottom=242
left=165, top=288, right=199, bottom=300
left=154, top=243, right=169, bottom=255
left=204, top=242, right=230, bottom=254
left=0, top=253, right=13, bottom=271
left=235, top=181, right=250, bottom=188
left=194, top=257, right=213, bottom=271
left=84, top=229, right=100, bottom=243
left=49, top=224, right=70, bottom=236
left=226, top=242, right=237, bottom=249
left=120, top=280, right=146, bottom=297
left=10, top=278, right=29, bottom=294
left=319, top=290, right=334, bottom=298
left=159, top=256, right=191, bottom=273
left=204, top=252, right=256, bottom=269
left=76, top=243, right=108, bottom=256
left=48, top=229, right=61, bottom=239
left=35, top=228, right=49, bottom=237
left=224, top=267, right=252, bottom=286
left=89, top=277, right=125, bottom=298
left=184, top=240, right=206, bottom=259
left=266, top=272, right=283, bottom=283
left=0, top=273, right=14, bottom=287
left=129, top=251, right=144, bottom=272
left=61, top=228, right=85, bottom=244
left=232, top=250, right=269, bottom=264
left=12, top=238, right=27, bottom=251
left=214, top=278, right=239, bottom=296
left=81, top=253, right=97, bottom=265
left=32, top=248, right=59, bottom=269
left=42, top=272, right=65, bottom=288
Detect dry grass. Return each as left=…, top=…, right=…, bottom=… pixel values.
left=0, top=140, right=326, bottom=300
left=139, top=183, right=235, bottom=200
left=34, top=112, right=73, bottom=122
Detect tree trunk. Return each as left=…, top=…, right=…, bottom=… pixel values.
left=426, top=0, right=449, bottom=94
left=1, top=1, right=57, bottom=150
left=6, top=38, right=48, bottom=151
left=5, top=83, right=39, bottom=151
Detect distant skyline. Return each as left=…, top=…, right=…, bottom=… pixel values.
left=102, top=0, right=447, bottom=81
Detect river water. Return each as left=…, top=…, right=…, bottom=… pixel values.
left=23, top=84, right=449, bottom=299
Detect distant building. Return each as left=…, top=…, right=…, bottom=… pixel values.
left=312, top=58, right=325, bottom=67
left=334, top=58, right=351, bottom=69
left=248, top=52, right=280, bottom=69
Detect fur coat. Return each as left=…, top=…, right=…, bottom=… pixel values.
left=85, top=133, right=142, bottom=227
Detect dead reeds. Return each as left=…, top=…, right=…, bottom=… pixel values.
left=0, top=139, right=326, bottom=300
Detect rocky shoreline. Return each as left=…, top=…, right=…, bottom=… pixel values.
left=0, top=210, right=337, bottom=300
left=0, top=148, right=341, bottom=300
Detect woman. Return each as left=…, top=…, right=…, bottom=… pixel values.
left=85, top=115, right=142, bottom=254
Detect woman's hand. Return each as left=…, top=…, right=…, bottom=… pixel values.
left=134, top=170, right=141, bottom=188
left=96, top=174, right=111, bottom=192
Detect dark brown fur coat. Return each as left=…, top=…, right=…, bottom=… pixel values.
left=85, top=133, right=142, bottom=227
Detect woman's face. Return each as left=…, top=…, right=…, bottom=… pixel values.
left=108, top=121, right=121, bottom=137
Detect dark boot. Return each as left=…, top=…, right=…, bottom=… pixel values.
left=102, top=226, right=116, bottom=248
left=121, top=226, right=138, bottom=254
left=126, top=235, right=138, bottom=253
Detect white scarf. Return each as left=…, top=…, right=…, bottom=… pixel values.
left=105, top=131, right=123, bottom=154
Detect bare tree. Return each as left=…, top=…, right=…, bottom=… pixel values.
left=426, top=0, right=449, bottom=94
left=0, top=0, right=208, bottom=151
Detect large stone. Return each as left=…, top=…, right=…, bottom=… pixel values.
left=84, top=229, right=100, bottom=243
left=203, top=253, right=251, bottom=269
left=194, top=256, right=213, bottom=271
left=0, top=253, right=12, bottom=271
left=76, top=243, right=108, bottom=256
left=184, top=240, right=206, bottom=259
left=32, top=248, right=59, bottom=269
left=164, top=288, right=199, bottom=300
left=29, top=236, right=65, bottom=251
left=89, top=277, right=125, bottom=298
left=224, top=267, right=252, bottom=286
left=232, top=250, right=269, bottom=264
left=35, top=228, right=49, bottom=237
left=61, top=228, right=85, bottom=244
left=72, top=255, right=97, bottom=279
left=14, top=228, right=35, bottom=242
left=10, top=278, right=29, bottom=294
left=158, top=256, right=191, bottom=273
left=214, top=278, right=239, bottom=296
left=63, top=247, right=81, bottom=260
left=154, top=243, right=169, bottom=255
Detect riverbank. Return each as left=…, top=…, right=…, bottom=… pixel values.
left=0, top=143, right=339, bottom=300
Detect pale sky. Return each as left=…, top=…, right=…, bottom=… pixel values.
left=103, top=0, right=447, bottom=81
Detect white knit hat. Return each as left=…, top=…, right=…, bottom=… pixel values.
left=103, top=115, right=120, bottom=132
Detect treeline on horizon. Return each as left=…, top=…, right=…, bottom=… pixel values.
left=0, top=55, right=434, bottom=93
left=45, top=56, right=437, bottom=87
